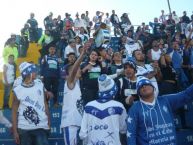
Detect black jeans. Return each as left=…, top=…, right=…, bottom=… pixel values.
left=44, top=77, right=58, bottom=104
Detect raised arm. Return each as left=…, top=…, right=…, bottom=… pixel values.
left=165, top=84, right=193, bottom=111
left=68, top=43, right=89, bottom=87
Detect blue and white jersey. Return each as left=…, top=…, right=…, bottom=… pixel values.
left=127, top=84, right=193, bottom=145
left=79, top=100, right=127, bottom=145
left=95, top=29, right=111, bottom=47
left=13, top=82, right=49, bottom=130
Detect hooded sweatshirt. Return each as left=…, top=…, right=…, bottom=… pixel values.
left=127, top=84, right=193, bottom=145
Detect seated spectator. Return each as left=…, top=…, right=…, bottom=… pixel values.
left=147, top=40, right=162, bottom=63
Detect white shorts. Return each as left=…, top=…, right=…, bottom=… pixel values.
left=63, top=126, right=80, bottom=145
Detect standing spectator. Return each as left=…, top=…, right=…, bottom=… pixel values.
left=166, top=15, right=176, bottom=35
left=94, top=16, right=103, bottom=30
left=120, top=13, right=132, bottom=35
left=44, top=12, right=53, bottom=30
left=168, top=41, right=189, bottom=90
left=3, top=55, right=15, bottom=108
left=40, top=45, right=60, bottom=107
left=104, top=13, right=111, bottom=29
left=93, top=23, right=111, bottom=48
left=85, top=11, right=91, bottom=37
left=63, top=13, right=74, bottom=31
left=185, top=17, right=193, bottom=39
left=64, top=39, right=78, bottom=58
left=159, top=10, right=167, bottom=24
left=93, top=11, right=104, bottom=24
left=110, top=51, right=123, bottom=75
left=27, top=13, right=38, bottom=42
left=127, top=76, right=193, bottom=145
left=79, top=74, right=127, bottom=145
left=110, top=10, right=120, bottom=36
left=181, top=11, right=190, bottom=24
left=149, top=17, right=162, bottom=39
left=74, top=13, right=81, bottom=34
left=75, top=36, right=82, bottom=56
left=56, top=15, right=63, bottom=32
left=172, top=11, right=180, bottom=24
left=61, top=44, right=88, bottom=145
left=81, top=49, right=102, bottom=104
left=20, top=23, right=30, bottom=57
left=56, top=31, right=68, bottom=59
left=12, top=62, right=50, bottom=145
left=78, top=27, right=89, bottom=44
left=63, top=13, right=75, bottom=39
left=159, top=54, right=177, bottom=95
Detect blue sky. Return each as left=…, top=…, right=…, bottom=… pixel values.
left=0, top=0, right=192, bottom=56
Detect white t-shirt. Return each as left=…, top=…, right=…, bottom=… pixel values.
left=13, top=83, right=49, bottom=130
left=3, top=63, right=15, bottom=84
left=64, top=45, right=77, bottom=58
left=151, top=49, right=162, bottom=61
left=185, top=23, right=193, bottom=39
left=61, top=80, right=83, bottom=128
left=79, top=100, right=127, bottom=145
left=125, top=43, right=140, bottom=58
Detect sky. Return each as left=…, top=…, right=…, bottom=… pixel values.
left=0, top=0, right=192, bottom=58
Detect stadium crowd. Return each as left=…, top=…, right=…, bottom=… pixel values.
left=1, top=9, right=193, bottom=145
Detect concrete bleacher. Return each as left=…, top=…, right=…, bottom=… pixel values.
left=0, top=40, right=193, bottom=145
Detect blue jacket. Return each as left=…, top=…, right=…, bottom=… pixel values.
left=127, top=84, right=193, bottom=145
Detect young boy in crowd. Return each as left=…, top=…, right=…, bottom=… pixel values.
left=40, top=45, right=60, bottom=107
